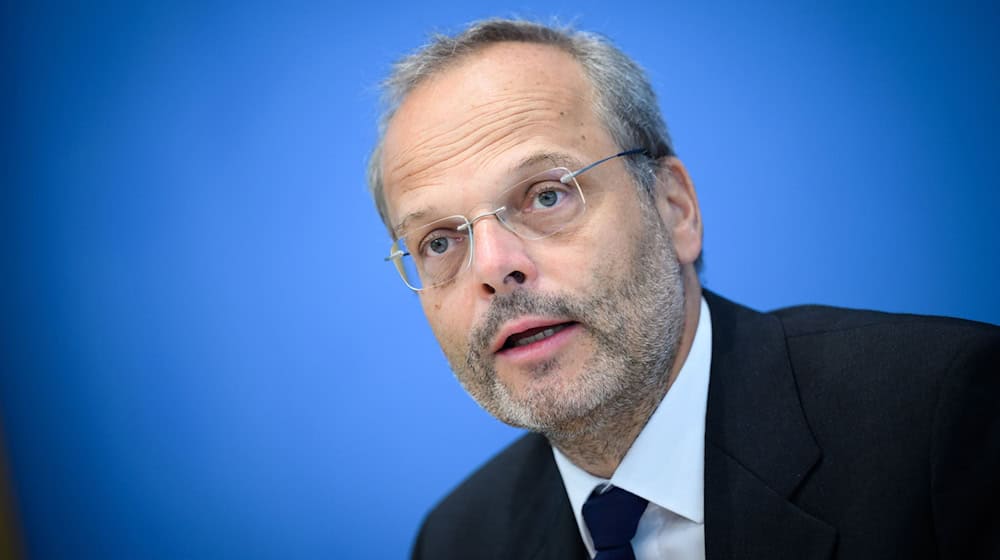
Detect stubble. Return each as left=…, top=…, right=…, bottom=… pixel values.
left=451, top=200, right=686, bottom=449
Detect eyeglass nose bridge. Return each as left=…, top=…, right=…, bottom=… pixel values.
left=455, top=206, right=523, bottom=280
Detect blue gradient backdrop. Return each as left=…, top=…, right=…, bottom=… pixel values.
left=3, top=1, right=998, bottom=558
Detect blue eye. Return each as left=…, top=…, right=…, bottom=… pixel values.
left=428, top=237, right=449, bottom=254
left=534, top=190, right=561, bottom=208
left=419, top=229, right=465, bottom=258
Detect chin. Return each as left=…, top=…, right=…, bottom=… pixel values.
left=483, top=366, right=615, bottom=432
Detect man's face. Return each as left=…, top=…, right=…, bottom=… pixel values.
left=381, top=42, right=687, bottom=434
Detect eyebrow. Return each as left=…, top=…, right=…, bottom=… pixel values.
left=511, top=150, right=581, bottom=173
left=393, top=209, right=431, bottom=238
left=391, top=151, right=584, bottom=237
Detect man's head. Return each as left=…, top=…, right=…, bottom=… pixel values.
left=370, top=19, right=703, bottom=437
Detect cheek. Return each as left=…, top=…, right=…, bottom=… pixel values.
left=420, top=296, right=448, bottom=332
left=421, top=293, right=471, bottom=351
left=549, top=200, right=639, bottom=279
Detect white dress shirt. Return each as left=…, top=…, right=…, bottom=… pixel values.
left=553, top=296, right=712, bottom=560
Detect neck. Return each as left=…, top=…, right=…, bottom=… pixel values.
left=547, top=269, right=702, bottom=478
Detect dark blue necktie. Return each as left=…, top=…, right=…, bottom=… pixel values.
left=582, top=485, right=649, bottom=560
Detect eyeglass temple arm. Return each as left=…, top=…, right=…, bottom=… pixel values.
left=559, top=148, right=648, bottom=183
left=384, top=249, right=408, bottom=262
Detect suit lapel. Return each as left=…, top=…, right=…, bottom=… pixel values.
left=523, top=492, right=588, bottom=560
left=502, top=433, right=589, bottom=559
left=703, top=292, right=836, bottom=560
left=704, top=443, right=836, bottom=560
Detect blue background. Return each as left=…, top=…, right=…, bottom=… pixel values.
left=3, top=1, right=998, bottom=558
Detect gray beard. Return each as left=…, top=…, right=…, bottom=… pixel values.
left=452, top=202, right=686, bottom=440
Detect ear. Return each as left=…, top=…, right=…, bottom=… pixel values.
left=652, top=157, right=703, bottom=266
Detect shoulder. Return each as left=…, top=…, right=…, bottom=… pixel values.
left=773, top=301, right=999, bottom=341
left=704, top=290, right=999, bottom=385
left=706, top=290, right=998, bottom=453
left=761, top=301, right=999, bottom=462
left=764, top=303, right=1000, bottom=557
left=770, top=302, right=999, bottom=377
left=413, top=432, right=562, bottom=558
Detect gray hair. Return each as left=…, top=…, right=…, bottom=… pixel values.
left=367, top=18, right=676, bottom=234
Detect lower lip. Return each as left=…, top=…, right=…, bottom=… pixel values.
left=495, top=323, right=581, bottom=365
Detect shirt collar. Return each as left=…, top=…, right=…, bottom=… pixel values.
left=553, top=296, right=713, bottom=524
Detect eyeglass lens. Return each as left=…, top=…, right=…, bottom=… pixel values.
left=394, top=167, right=584, bottom=289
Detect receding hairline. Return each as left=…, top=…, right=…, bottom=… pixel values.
left=378, top=21, right=585, bottom=114
left=381, top=39, right=596, bottom=157
left=391, top=37, right=584, bottom=99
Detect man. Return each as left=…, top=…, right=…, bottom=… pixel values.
left=367, top=19, right=999, bottom=560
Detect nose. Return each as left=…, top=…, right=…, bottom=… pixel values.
left=469, top=214, right=537, bottom=297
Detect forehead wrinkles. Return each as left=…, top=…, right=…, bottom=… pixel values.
left=384, top=84, right=591, bottom=199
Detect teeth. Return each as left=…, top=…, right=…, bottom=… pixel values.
left=513, top=324, right=567, bottom=347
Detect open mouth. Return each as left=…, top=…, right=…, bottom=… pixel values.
left=500, top=322, right=577, bottom=350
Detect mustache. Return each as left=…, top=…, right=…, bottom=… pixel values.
left=469, top=289, right=584, bottom=358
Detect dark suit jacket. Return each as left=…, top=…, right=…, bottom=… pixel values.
left=412, top=292, right=1000, bottom=559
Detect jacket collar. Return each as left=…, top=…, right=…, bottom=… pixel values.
left=703, top=291, right=836, bottom=560
left=505, top=432, right=588, bottom=559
